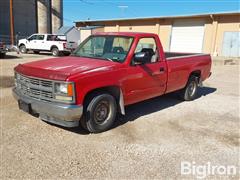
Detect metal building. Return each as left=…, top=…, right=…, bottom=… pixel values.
left=0, top=0, right=63, bottom=44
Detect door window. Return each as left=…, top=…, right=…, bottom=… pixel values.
left=134, top=38, right=158, bottom=63
left=36, top=35, right=44, bottom=40
left=28, top=35, right=37, bottom=41
left=47, top=35, right=66, bottom=41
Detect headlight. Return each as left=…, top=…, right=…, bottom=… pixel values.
left=15, top=72, right=20, bottom=80
left=14, top=72, right=20, bottom=88
left=54, top=82, right=74, bottom=102
left=55, top=83, right=68, bottom=94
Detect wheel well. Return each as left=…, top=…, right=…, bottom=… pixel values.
left=19, top=43, right=25, bottom=48
left=83, top=86, right=122, bottom=113
left=189, top=70, right=201, bottom=82
left=50, top=45, right=58, bottom=51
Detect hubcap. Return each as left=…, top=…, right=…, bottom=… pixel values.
left=53, top=50, right=57, bottom=56
left=21, top=47, right=26, bottom=53
left=188, top=81, right=196, bottom=97
left=94, top=100, right=110, bottom=125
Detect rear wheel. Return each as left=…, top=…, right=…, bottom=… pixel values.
left=80, top=93, right=117, bottom=133
left=179, top=76, right=199, bottom=101
left=19, top=45, right=27, bottom=54
left=51, top=47, right=59, bottom=56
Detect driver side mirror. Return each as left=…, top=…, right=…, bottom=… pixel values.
left=134, top=52, right=150, bottom=64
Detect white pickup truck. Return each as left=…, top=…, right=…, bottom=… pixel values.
left=18, top=34, right=72, bottom=56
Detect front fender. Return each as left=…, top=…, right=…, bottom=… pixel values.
left=75, top=81, right=125, bottom=115
left=77, top=80, right=121, bottom=104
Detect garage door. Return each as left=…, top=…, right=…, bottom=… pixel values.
left=170, top=21, right=205, bottom=53
left=222, top=32, right=240, bottom=57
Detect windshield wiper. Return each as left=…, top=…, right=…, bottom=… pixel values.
left=105, top=58, right=113, bottom=62
left=71, top=54, right=114, bottom=62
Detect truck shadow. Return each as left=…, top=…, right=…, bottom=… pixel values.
left=0, top=54, right=21, bottom=59
left=0, top=76, right=15, bottom=88
left=67, top=86, right=216, bottom=135
left=112, top=86, right=217, bottom=130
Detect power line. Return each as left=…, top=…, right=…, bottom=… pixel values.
left=78, top=0, right=139, bottom=17
left=79, top=0, right=94, bottom=5
left=101, top=0, right=140, bottom=17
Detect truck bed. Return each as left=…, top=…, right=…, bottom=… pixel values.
left=165, top=52, right=205, bottom=60
left=164, top=52, right=211, bottom=94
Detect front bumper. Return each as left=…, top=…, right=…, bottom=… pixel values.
left=12, top=88, right=82, bottom=127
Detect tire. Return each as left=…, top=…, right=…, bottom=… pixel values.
left=19, top=45, right=27, bottom=54
left=179, top=76, right=199, bottom=101
left=51, top=47, right=59, bottom=56
left=0, top=53, right=5, bottom=58
left=33, top=50, right=40, bottom=54
left=80, top=93, right=117, bottom=133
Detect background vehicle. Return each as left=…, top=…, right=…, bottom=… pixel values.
left=18, top=34, right=72, bottom=56
left=0, top=42, right=7, bottom=58
left=13, top=32, right=212, bottom=133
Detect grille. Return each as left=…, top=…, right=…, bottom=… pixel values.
left=16, top=73, right=54, bottom=101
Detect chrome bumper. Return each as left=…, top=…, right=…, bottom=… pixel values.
left=12, top=88, right=82, bottom=127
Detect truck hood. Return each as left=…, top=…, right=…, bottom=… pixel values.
left=19, top=38, right=26, bottom=42
left=15, top=56, right=119, bottom=81
left=18, top=38, right=27, bottom=43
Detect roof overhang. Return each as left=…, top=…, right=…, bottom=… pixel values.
left=75, top=11, right=240, bottom=27
left=79, top=26, right=104, bottom=30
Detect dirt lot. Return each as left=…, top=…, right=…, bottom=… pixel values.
left=0, top=52, right=239, bottom=179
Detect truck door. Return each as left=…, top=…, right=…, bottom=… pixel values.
left=125, top=37, right=167, bottom=105
left=26, top=35, right=37, bottom=49
left=34, top=35, right=45, bottom=50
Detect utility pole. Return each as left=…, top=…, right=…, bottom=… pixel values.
left=9, top=0, right=14, bottom=45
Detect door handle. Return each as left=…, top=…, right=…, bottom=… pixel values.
left=160, top=67, right=165, bottom=72
left=151, top=67, right=165, bottom=76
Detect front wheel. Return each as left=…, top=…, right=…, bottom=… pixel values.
left=80, top=93, right=117, bottom=133
left=179, top=76, right=199, bottom=101
left=19, top=45, right=27, bottom=54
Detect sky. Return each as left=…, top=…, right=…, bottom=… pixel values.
left=63, top=0, right=239, bottom=26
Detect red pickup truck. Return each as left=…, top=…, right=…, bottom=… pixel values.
left=13, top=32, right=211, bottom=133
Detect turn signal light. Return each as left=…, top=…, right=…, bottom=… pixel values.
left=67, top=83, right=73, bottom=96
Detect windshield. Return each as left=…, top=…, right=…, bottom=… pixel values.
left=72, top=36, right=134, bottom=63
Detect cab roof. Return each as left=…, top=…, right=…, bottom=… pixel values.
left=93, top=32, right=157, bottom=37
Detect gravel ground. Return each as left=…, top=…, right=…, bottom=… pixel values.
left=1, top=52, right=239, bottom=179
